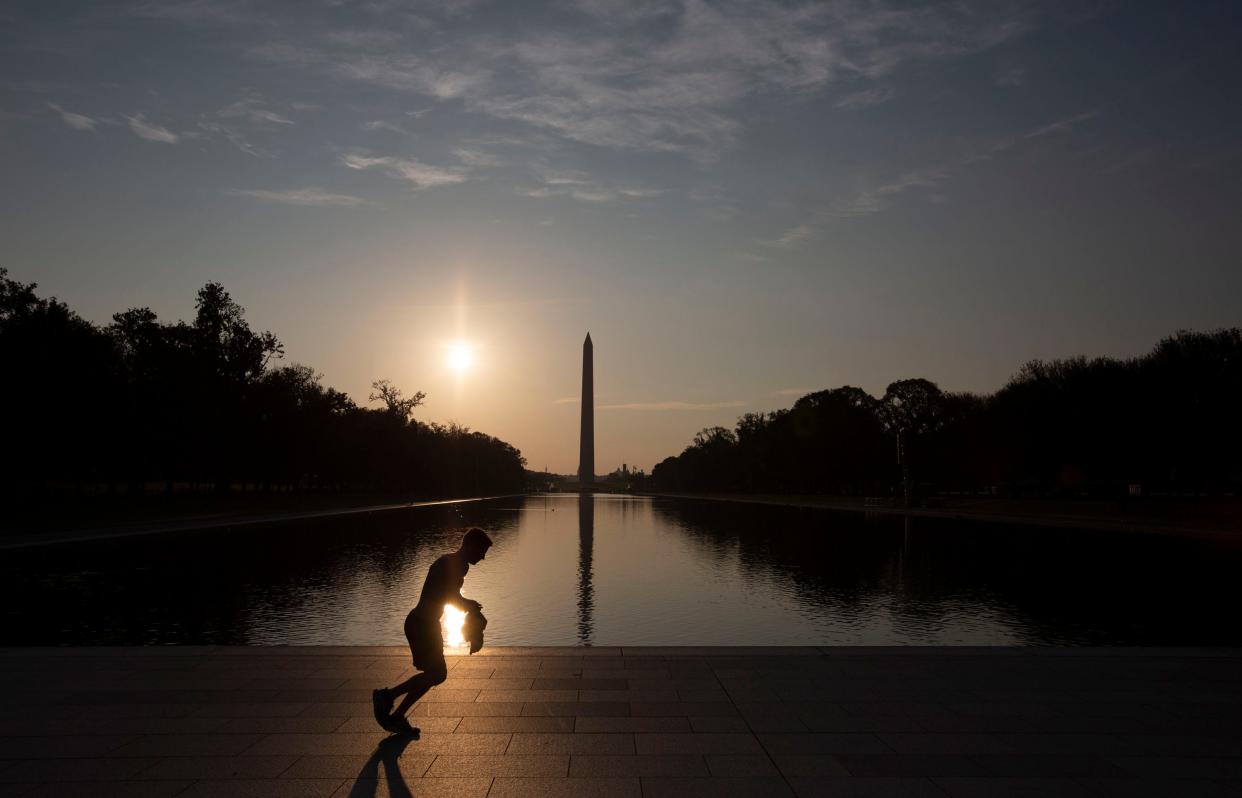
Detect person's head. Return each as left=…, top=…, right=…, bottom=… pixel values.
left=461, top=527, right=493, bottom=564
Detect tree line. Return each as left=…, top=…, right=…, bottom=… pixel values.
left=0, top=269, right=527, bottom=501
left=651, top=329, right=1242, bottom=501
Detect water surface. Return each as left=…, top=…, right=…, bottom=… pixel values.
left=5, top=493, right=1240, bottom=646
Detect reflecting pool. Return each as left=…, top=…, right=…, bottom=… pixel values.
left=5, top=493, right=1241, bottom=645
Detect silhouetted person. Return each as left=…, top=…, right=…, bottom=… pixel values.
left=372, top=527, right=493, bottom=735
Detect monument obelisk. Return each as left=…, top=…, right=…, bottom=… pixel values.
left=578, top=333, right=594, bottom=486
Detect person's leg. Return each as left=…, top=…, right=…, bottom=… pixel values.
left=392, top=661, right=446, bottom=718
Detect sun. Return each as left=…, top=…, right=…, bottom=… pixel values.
left=446, top=342, right=474, bottom=374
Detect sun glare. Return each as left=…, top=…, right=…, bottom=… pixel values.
left=442, top=605, right=467, bottom=648
left=446, top=343, right=474, bottom=374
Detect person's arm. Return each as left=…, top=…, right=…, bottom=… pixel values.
left=449, top=559, right=482, bottom=612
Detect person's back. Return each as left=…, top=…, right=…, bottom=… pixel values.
left=411, top=552, right=468, bottom=621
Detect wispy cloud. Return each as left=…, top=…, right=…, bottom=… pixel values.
left=600, top=400, right=747, bottom=411
left=994, top=62, right=1026, bottom=87
left=453, top=146, right=502, bottom=167
left=363, top=119, right=408, bottom=134
left=763, top=223, right=815, bottom=248
left=835, top=87, right=894, bottom=109
left=552, top=396, right=579, bottom=404
left=833, top=167, right=951, bottom=218
left=133, top=0, right=251, bottom=25
left=341, top=152, right=467, bottom=188
left=226, top=188, right=368, bottom=207
left=249, top=0, right=1034, bottom=162
left=1024, top=110, right=1099, bottom=140
left=518, top=167, right=661, bottom=203
left=125, top=114, right=179, bottom=143
left=47, top=102, right=97, bottom=131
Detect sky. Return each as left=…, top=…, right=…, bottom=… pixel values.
left=3, top=0, right=1241, bottom=475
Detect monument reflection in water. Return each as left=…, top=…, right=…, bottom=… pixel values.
left=577, top=494, right=595, bottom=644
left=6, top=493, right=1242, bottom=646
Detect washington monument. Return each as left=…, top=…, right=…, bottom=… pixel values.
left=578, top=333, right=594, bottom=485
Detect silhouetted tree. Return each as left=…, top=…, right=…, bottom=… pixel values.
left=0, top=270, right=526, bottom=510
left=652, top=330, right=1242, bottom=500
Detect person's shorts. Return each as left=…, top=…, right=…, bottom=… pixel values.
left=404, top=611, right=446, bottom=673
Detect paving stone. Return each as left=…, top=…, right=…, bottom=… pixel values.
left=477, top=690, right=578, bottom=703
left=836, top=755, right=988, bottom=777
left=569, top=755, right=709, bottom=777
left=176, top=778, right=344, bottom=796
left=704, top=755, right=781, bottom=777
left=134, top=756, right=298, bottom=780
left=336, top=715, right=461, bottom=733
left=1080, top=778, right=1242, bottom=796
left=576, top=717, right=691, bottom=733
left=335, top=774, right=496, bottom=796
left=0, top=736, right=136, bottom=759
left=488, top=776, right=640, bottom=797
left=635, top=733, right=764, bottom=755
left=969, top=754, right=1127, bottom=778
left=771, top=755, right=851, bottom=778
left=785, top=776, right=945, bottom=797
left=758, top=734, right=891, bottom=755
left=416, top=702, right=525, bottom=717
left=279, top=752, right=436, bottom=779
left=933, top=777, right=1098, bottom=796
left=0, top=757, right=161, bottom=782
left=456, top=716, right=573, bottom=733
left=641, top=777, right=794, bottom=797
left=630, top=702, right=738, bottom=717
left=214, top=716, right=348, bottom=734
left=110, top=734, right=265, bottom=758
left=425, top=755, right=568, bottom=777
left=12, top=783, right=194, bottom=797
left=523, top=702, right=630, bottom=718
left=507, top=733, right=635, bottom=755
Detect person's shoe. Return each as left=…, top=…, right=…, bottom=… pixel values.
left=380, top=712, right=420, bottom=738
left=371, top=689, right=392, bottom=729
left=391, top=716, right=421, bottom=738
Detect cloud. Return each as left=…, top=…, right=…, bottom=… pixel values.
left=341, top=152, right=467, bottom=188
left=363, top=119, right=408, bottom=134
left=218, top=94, right=295, bottom=125
left=133, top=0, right=251, bottom=24
left=552, top=396, right=579, bottom=404
left=1024, top=110, right=1099, bottom=140
left=125, top=114, right=179, bottom=143
left=47, top=102, right=97, bottom=131
left=832, top=166, right=951, bottom=217
left=452, top=146, right=502, bottom=167
left=994, top=63, right=1026, bottom=87
left=518, top=167, right=661, bottom=203
left=835, top=87, right=894, bottom=109
left=227, top=187, right=368, bottom=206
left=763, top=223, right=815, bottom=248
left=250, top=0, right=1034, bottom=161
left=600, top=400, right=747, bottom=411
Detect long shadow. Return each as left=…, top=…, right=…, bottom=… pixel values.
left=346, top=734, right=418, bottom=798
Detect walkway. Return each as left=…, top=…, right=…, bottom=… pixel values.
left=1, top=647, right=1240, bottom=796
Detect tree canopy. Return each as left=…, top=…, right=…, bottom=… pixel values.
left=0, top=269, right=526, bottom=502
left=652, top=330, right=1242, bottom=500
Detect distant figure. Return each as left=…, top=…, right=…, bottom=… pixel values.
left=372, top=527, right=493, bottom=735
